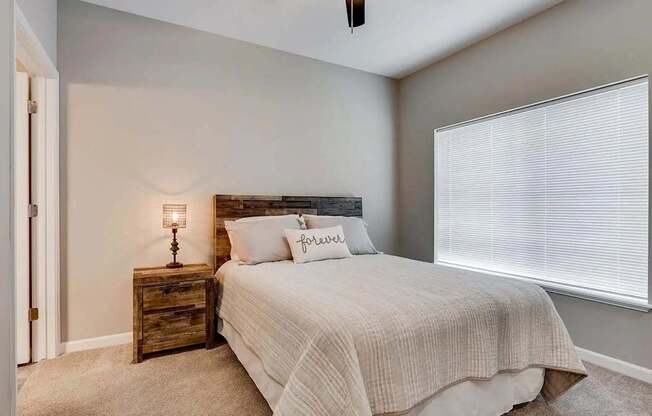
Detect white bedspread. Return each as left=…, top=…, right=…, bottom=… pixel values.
left=217, top=254, right=586, bottom=416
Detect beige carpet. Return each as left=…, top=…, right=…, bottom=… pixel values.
left=18, top=342, right=652, bottom=416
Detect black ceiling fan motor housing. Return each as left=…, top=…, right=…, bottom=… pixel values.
left=346, top=0, right=365, bottom=28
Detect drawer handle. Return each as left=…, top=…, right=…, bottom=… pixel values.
left=162, top=284, right=193, bottom=295
left=158, top=308, right=195, bottom=319
left=174, top=308, right=196, bottom=316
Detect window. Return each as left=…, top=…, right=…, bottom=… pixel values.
left=435, top=77, right=649, bottom=310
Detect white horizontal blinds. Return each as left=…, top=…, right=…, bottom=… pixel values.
left=435, top=79, right=648, bottom=302
left=436, top=130, right=452, bottom=260
left=437, top=124, right=493, bottom=268
left=491, top=108, right=547, bottom=277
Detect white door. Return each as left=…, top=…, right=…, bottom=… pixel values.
left=30, top=76, right=47, bottom=361
left=15, top=71, right=31, bottom=365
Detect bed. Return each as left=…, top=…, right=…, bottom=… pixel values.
left=213, top=195, right=587, bottom=416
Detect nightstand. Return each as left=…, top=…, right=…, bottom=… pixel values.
left=132, top=263, right=216, bottom=363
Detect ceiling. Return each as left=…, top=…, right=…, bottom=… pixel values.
left=79, top=0, right=563, bottom=79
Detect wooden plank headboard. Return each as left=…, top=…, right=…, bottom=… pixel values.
left=213, top=195, right=363, bottom=271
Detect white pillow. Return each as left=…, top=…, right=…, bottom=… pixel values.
left=225, top=215, right=302, bottom=265
left=302, top=215, right=379, bottom=255
left=227, top=215, right=301, bottom=261
left=284, top=226, right=352, bottom=264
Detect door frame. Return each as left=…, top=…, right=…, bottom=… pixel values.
left=14, top=71, right=29, bottom=365
left=15, top=3, right=60, bottom=361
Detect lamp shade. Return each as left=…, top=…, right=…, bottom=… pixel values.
left=162, top=204, right=187, bottom=229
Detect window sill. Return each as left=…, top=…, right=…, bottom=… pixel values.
left=435, top=261, right=651, bottom=313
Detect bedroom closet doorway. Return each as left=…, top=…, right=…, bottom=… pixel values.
left=14, top=4, right=60, bottom=367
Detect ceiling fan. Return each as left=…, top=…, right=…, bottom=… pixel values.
left=345, top=0, right=365, bottom=33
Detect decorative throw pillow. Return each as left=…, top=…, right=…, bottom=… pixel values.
left=225, top=215, right=302, bottom=265
left=284, top=225, right=352, bottom=264
left=302, top=215, right=379, bottom=255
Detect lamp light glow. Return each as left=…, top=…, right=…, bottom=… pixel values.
left=162, top=204, right=187, bottom=229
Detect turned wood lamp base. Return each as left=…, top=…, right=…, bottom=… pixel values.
left=166, top=226, right=183, bottom=269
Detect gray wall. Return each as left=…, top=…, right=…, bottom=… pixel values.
left=1, top=0, right=15, bottom=414
left=16, top=0, right=57, bottom=67
left=59, top=0, right=398, bottom=342
left=398, top=0, right=652, bottom=369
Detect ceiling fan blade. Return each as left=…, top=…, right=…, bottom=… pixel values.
left=345, top=0, right=365, bottom=28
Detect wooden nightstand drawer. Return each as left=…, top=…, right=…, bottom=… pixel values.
left=143, top=307, right=206, bottom=344
left=143, top=281, right=205, bottom=311
left=142, top=334, right=207, bottom=354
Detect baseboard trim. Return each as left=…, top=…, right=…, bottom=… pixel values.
left=576, top=346, right=652, bottom=384
left=61, top=332, right=132, bottom=354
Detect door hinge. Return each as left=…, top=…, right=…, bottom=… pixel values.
left=27, top=100, right=38, bottom=114
left=28, top=308, right=39, bottom=322
left=28, top=204, right=38, bottom=218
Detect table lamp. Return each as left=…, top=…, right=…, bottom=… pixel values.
left=162, top=204, right=187, bottom=268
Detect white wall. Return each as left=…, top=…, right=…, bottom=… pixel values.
left=1, top=0, right=15, bottom=414
left=398, top=0, right=652, bottom=369
left=16, top=0, right=57, bottom=67
left=59, top=0, right=399, bottom=343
